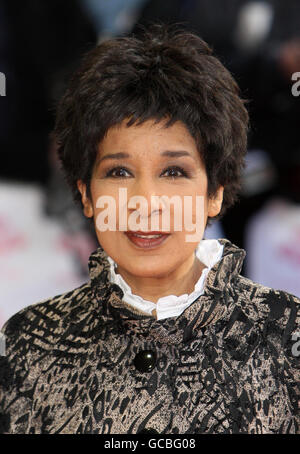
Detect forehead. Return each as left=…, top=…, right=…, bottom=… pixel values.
left=98, top=118, right=199, bottom=155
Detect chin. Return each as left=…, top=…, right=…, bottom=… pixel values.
left=121, top=261, right=173, bottom=278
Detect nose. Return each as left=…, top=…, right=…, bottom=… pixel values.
left=127, top=178, right=167, bottom=230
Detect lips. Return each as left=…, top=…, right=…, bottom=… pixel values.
left=127, top=231, right=169, bottom=236
left=124, top=231, right=170, bottom=249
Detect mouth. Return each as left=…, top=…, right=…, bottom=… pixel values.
left=124, top=231, right=171, bottom=249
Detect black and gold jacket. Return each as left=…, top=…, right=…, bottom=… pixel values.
left=0, top=239, right=299, bottom=434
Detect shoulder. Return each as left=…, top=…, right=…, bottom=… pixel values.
left=0, top=280, right=94, bottom=354
left=234, top=274, right=300, bottom=321
left=232, top=274, right=300, bottom=352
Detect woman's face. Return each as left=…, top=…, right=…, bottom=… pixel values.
left=77, top=118, right=223, bottom=282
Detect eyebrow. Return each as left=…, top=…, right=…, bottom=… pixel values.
left=97, top=150, right=195, bottom=165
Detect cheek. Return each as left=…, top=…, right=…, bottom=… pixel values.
left=188, top=192, right=209, bottom=221
left=90, top=182, right=117, bottom=214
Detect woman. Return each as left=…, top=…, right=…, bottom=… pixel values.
left=0, top=23, right=299, bottom=434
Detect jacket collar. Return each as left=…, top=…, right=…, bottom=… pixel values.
left=87, top=239, right=246, bottom=343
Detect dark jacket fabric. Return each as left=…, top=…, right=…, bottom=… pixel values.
left=0, top=238, right=299, bottom=434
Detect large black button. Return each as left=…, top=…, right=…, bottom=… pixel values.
left=138, top=428, right=159, bottom=434
left=133, top=350, right=156, bottom=373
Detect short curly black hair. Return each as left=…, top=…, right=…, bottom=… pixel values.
left=54, top=22, right=249, bottom=221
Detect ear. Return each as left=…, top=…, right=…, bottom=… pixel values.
left=207, top=186, right=224, bottom=218
left=77, top=180, right=94, bottom=218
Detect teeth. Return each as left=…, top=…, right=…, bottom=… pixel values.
left=132, top=234, right=163, bottom=239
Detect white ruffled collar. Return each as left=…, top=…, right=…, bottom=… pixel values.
left=107, top=239, right=224, bottom=320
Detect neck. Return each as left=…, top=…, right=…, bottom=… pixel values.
left=115, top=255, right=206, bottom=304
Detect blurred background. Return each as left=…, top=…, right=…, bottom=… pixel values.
left=0, top=0, right=300, bottom=327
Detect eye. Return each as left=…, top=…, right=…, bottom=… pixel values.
left=105, top=167, right=131, bottom=178
left=162, top=166, right=189, bottom=178
left=104, top=165, right=189, bottom=179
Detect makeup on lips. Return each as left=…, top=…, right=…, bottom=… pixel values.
left=124, top=231, right=171, bottom=249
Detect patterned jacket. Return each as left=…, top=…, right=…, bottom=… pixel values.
left=0, top=239, right=299, bottom=434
